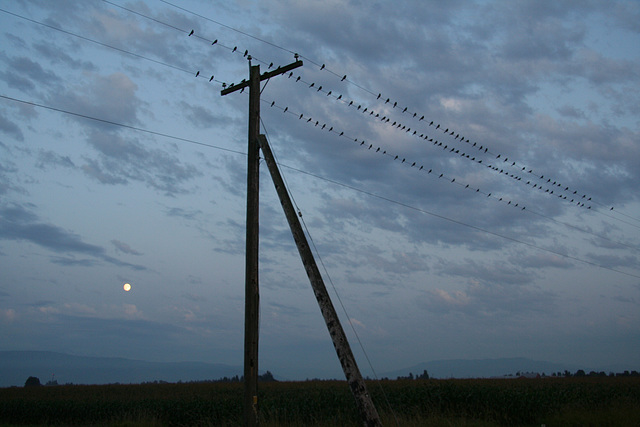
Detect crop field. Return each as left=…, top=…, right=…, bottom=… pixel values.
left=1, top=377, right=639, bottom=426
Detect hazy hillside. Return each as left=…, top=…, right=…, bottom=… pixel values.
left=0, top=351, right=243, bottom=387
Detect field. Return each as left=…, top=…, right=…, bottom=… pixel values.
left=1, top=377, right=639, bottom=426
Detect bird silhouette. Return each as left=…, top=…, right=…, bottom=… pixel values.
left=189, top=30, right=194, bottom=36
left=195, top=71, right=199, bottom=77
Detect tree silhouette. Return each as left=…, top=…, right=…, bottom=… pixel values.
left=24, top=376, right=41, bottom=387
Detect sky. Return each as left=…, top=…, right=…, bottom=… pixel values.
left=1, top=0, right=639, bottom=381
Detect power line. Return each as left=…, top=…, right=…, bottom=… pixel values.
left=261, top=97, right=640, bottom=236
left=4, top=2, right=581, bottom=216
left=150, top=1, right=637, bottom=223
left=258, top=124, right=400, bottom=425
left=8, top=0, right=636, bottom=236
left=0, top=7, right=193, bottom=75
left=277, top=163, right=640, bottom=280
left=284, top=70, right=616, bottom=211
left=103, top=0, right=293, bottom=79
left=0, top=95, right=244, bottom=156
left=96, top=0, right=637, bottom=227
left=2, top=93, right=638, bottom=279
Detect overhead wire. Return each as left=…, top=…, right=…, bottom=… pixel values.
left=0, top=94, right=245, bottom=156
left=0, top=7, right=192, bottom=75
left=4, top=4, right=638, bottom=406
left=7, top=1, right=636, bottom=246
left=276, top=162, right=640, bottom=280
left=259, top=96, right=640, bottom=246
left=261, top=96, right=640, bottom=237
left=95, top=1, right=634, bottom=226
left=151, top=0, right=640, bottom=224
left=2, top=93, right=638, bottom=277
left=257, top=121, right=414, bottom=426
left=284, top=70, right=615, bottom=212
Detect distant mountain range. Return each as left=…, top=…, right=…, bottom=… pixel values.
left=1, top=351, right=632, bottom=387
left=0, top=351, right=243, bottom=387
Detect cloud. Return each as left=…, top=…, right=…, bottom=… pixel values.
left=434, top=258, right=535, bottom=286
left=0, top=113, right=24, bottom=141
left=36, top=150, right=76, bottom=170
left=0, top=308, right=17, bottom=324
left=423, top=279, right=557, bottom=317
left=111, top=240, right=143, bottom=256
left=0, top=55, right=60, bottom=93
left=0, top=203, right=145, bottom=270
left=50, top=256, right=99, bottom=267
left=585, top=253, right=638, bottom=269
left=180, top=102, right=227, bottom=129
left=33, top=42, right=97, bottom=71
left=0, top=204, right=105, bottom=256
left=80, top=131, right=202, bottom=195
left=52, top=72, right=141, bottom=127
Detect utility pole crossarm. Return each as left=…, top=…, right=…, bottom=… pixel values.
left=221, top=60, right=303, bottom=96
left=219, top=57, right=303, bottom=427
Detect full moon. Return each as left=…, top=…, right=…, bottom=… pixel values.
left=123, top=283, right=131, bottom=292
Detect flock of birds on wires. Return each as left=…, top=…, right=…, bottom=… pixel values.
left=2, top=0, right=639, bottom=272
left=171, top=10, right=618, bottom=215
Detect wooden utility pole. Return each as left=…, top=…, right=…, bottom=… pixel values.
left=221, top=58, right=303, bottom=427
left=257, top=134, right=382, bottom=427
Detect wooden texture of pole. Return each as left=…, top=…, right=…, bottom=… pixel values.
left=257, top=134, right=382, bottom=427
left=221, top=58, right=302, bottom=427
left=244, top=64, right=261, bottom=427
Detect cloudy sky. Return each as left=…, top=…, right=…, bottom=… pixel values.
left=1, top=0, right=639, bottom=380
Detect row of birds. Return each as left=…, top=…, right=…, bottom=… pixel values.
left=287, top=71, right=606, bottom=208
left=184, top=29, right=608, bottom=212
left=263, top=98, right=598, bottom=212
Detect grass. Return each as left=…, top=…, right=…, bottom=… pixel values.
left=1, top=376, right=638, bottom=426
